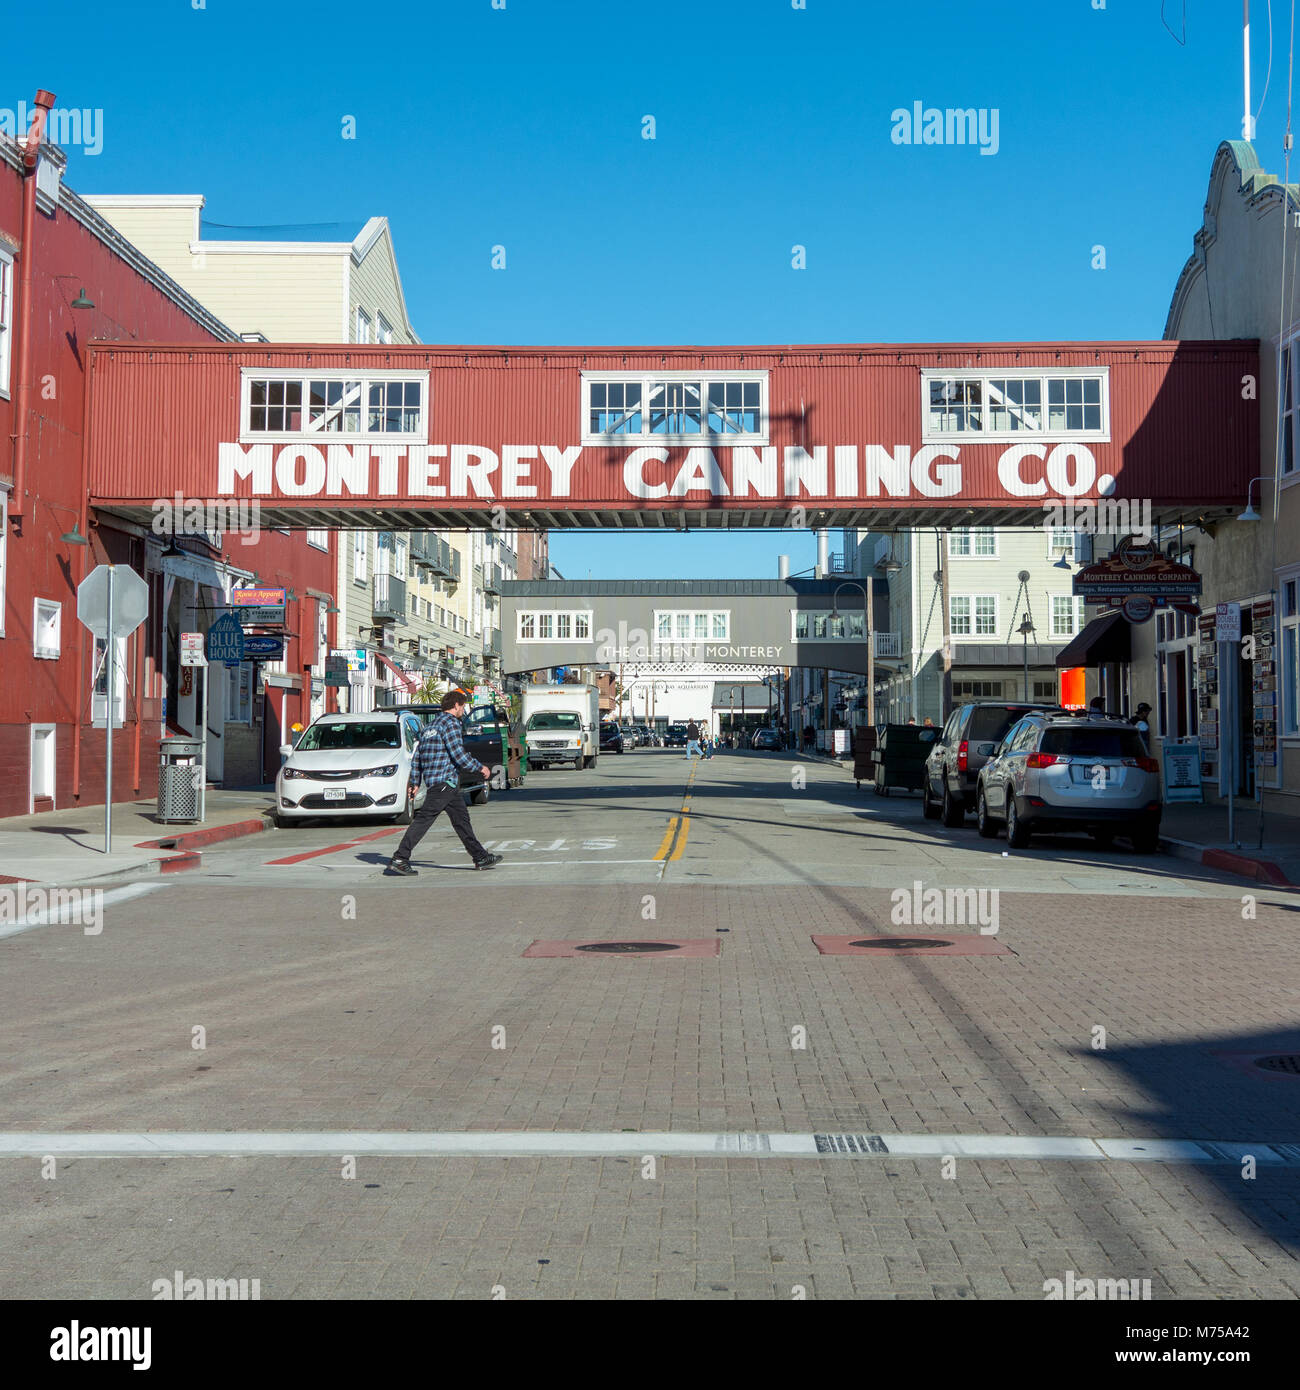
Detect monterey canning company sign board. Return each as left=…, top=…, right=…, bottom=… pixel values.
left=85, top=341, right=1258, bottom=528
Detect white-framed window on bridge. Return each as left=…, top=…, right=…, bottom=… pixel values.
left=240, top=369, right=426, bottom=442
left=655, top=610, right=730, bottom=642
left=582, top=371, right=768, bottom=446
left=791, top=610, right=865, bottom=641
left=517, top=610, right=592, bottom=642
left=921, top=368, right=1110, bottom=443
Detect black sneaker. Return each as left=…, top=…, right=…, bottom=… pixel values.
left=386, top=858, right=417, bottom=876
left=474, top=852, right=503, bottom=871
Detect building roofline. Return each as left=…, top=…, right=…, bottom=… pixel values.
left=1165, top=139, right=1300, bottom=337
left=0, top=133, right=238, bottom=341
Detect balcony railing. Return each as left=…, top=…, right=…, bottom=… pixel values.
left=873, top=631, right=902, bottom=658
left=446, top=549, right=462, bottom=585
left=373, top=573, right=406, bottom=621
left=483, top=564, right=502, bottom=595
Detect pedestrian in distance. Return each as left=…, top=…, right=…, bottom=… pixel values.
left=685, top=718, right=704, bottom=759
left=1130, top=702, right=1152, bottom=750
left=387, top=690, right=503, bottom=875
left=1087, top=696, right=1107, bottom=721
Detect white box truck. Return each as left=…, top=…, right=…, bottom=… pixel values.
left=521, top=683, right=601, bottom=769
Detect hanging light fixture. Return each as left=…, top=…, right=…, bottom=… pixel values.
left=60, top=523, right=89, bottom=545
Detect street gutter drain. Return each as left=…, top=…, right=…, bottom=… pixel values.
left=1254, top=1055, right=1300, bottom=1075
left=575, top=941, right=680, bottom=954
left=851, top=937, right=951, bottom=950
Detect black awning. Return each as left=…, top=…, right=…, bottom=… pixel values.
left=1055, top=611, right=1131, bottom=668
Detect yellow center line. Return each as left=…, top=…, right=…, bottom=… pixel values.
left=653, top=765, right=698, bottom=861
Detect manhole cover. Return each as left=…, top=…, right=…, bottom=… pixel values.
left=1254, top=1055, right=1300, bottom=1075
left=575, top=941, right=681, bottom=954
left=850, top=937, right=951, bottom=950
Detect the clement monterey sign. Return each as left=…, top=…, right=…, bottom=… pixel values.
left=85, top=341, right=1258, bottom=527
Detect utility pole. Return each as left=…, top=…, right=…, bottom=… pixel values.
left=937, top=532, right=952, bottom=722
left=866, top=573, right=876, bottom=727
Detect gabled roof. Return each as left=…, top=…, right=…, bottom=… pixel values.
left=1165, top=139, right=1300, bottom=337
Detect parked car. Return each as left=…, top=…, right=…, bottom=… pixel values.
left=751, top=728, right=782, bottom=750
left=664, top=723, right=689, bottom=747
left=975, top=715, right=1162, bottom=851
left=600, top=720, right=625, bottom=753
left=276, top=710, right=426, bottom=827
left=922, top=701, right=1066, bottom=826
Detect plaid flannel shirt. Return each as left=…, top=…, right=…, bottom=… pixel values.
left=408, top=712, right=481, bottom=788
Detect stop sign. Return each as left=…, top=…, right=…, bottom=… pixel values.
left=77, top=564, right=149, bottom=639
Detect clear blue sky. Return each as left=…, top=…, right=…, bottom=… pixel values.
left=13, top=0, right=1280, bottom=577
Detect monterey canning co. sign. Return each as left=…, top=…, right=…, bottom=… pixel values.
left=85, top=342, right=1258, bottom=523
left=215, top=437, right=1124, bottom=503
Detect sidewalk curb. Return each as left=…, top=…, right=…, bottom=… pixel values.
left=31, top=814, right=275, bottom=889
left=134, top=816, right=273, bottom=855
left=1159, top=835, right=1293, bottom=887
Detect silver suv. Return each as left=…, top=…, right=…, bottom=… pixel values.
left=976, top=715, right=1162, bottom=852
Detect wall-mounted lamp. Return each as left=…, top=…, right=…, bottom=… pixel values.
left=60, top=523, right=90, bottom=546
left=70, top=287, right=95, bottom=310
left=1238, top=475, right=1268, bottom=523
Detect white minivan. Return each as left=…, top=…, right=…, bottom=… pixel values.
left=275, top=710, right=426, bottom=827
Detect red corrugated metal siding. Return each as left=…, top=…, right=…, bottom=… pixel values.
left=87, top=341, right=1259, bottom=510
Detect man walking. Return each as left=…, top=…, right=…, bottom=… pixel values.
left=685, top=718, right=704, bottom=760
left=387, top=690, right=503, bottom=875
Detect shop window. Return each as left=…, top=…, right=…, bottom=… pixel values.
left=1282, top=577, right=1300, bottom=735
left=91, top=636, right=127, bottom=727
left=33, top=598, right=61, bottom=659
left=0, top=249, right=12, bottom=396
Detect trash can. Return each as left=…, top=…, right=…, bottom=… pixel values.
left=157, top=736, right=204, bottom=823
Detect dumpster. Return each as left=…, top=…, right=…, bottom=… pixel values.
left=852, top=725, right=878, bottom=789
left=870, top=723, right=938, bottom=796
left=157, top=735, right=204, bottom=823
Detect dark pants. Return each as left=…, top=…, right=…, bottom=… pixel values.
left=392, top=782, right=488, bottom=865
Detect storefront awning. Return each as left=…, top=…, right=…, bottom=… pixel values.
left=1054, top=612, right=1131, bottom=668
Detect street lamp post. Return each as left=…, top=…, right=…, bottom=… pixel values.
left=829, top=579, right=874, bottom=727
left=1018, top=615, right=1035, bottom=702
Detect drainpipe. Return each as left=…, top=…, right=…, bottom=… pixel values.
left=9, top=90, right=55, bottom=524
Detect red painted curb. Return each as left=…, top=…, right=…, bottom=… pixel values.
left=134, top=817, right=270, bottom=854
left=158, top=851, right=202, bottom=874
left=1201, top=848, right=1291, bottom=886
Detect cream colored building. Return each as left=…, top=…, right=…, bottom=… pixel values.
left=1147, top=140, right=1300, bottom=815
left=82, top=194, right=518, bottom=710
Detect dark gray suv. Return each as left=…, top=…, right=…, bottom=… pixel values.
left=922, top=701, right=1066, bottom=827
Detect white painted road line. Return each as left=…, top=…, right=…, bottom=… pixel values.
left=0, top=883, right=166, bottom=940
left=1, top=1131, right=1296, bottom=1164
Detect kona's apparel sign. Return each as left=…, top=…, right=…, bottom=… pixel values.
left=85, top=341, right=1258, bottom=528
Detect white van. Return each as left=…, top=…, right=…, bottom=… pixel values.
left=522, top=683, right=600, bottom=769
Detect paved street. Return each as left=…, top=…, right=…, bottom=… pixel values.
left=2, top=748, right=1298, bottom=1300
